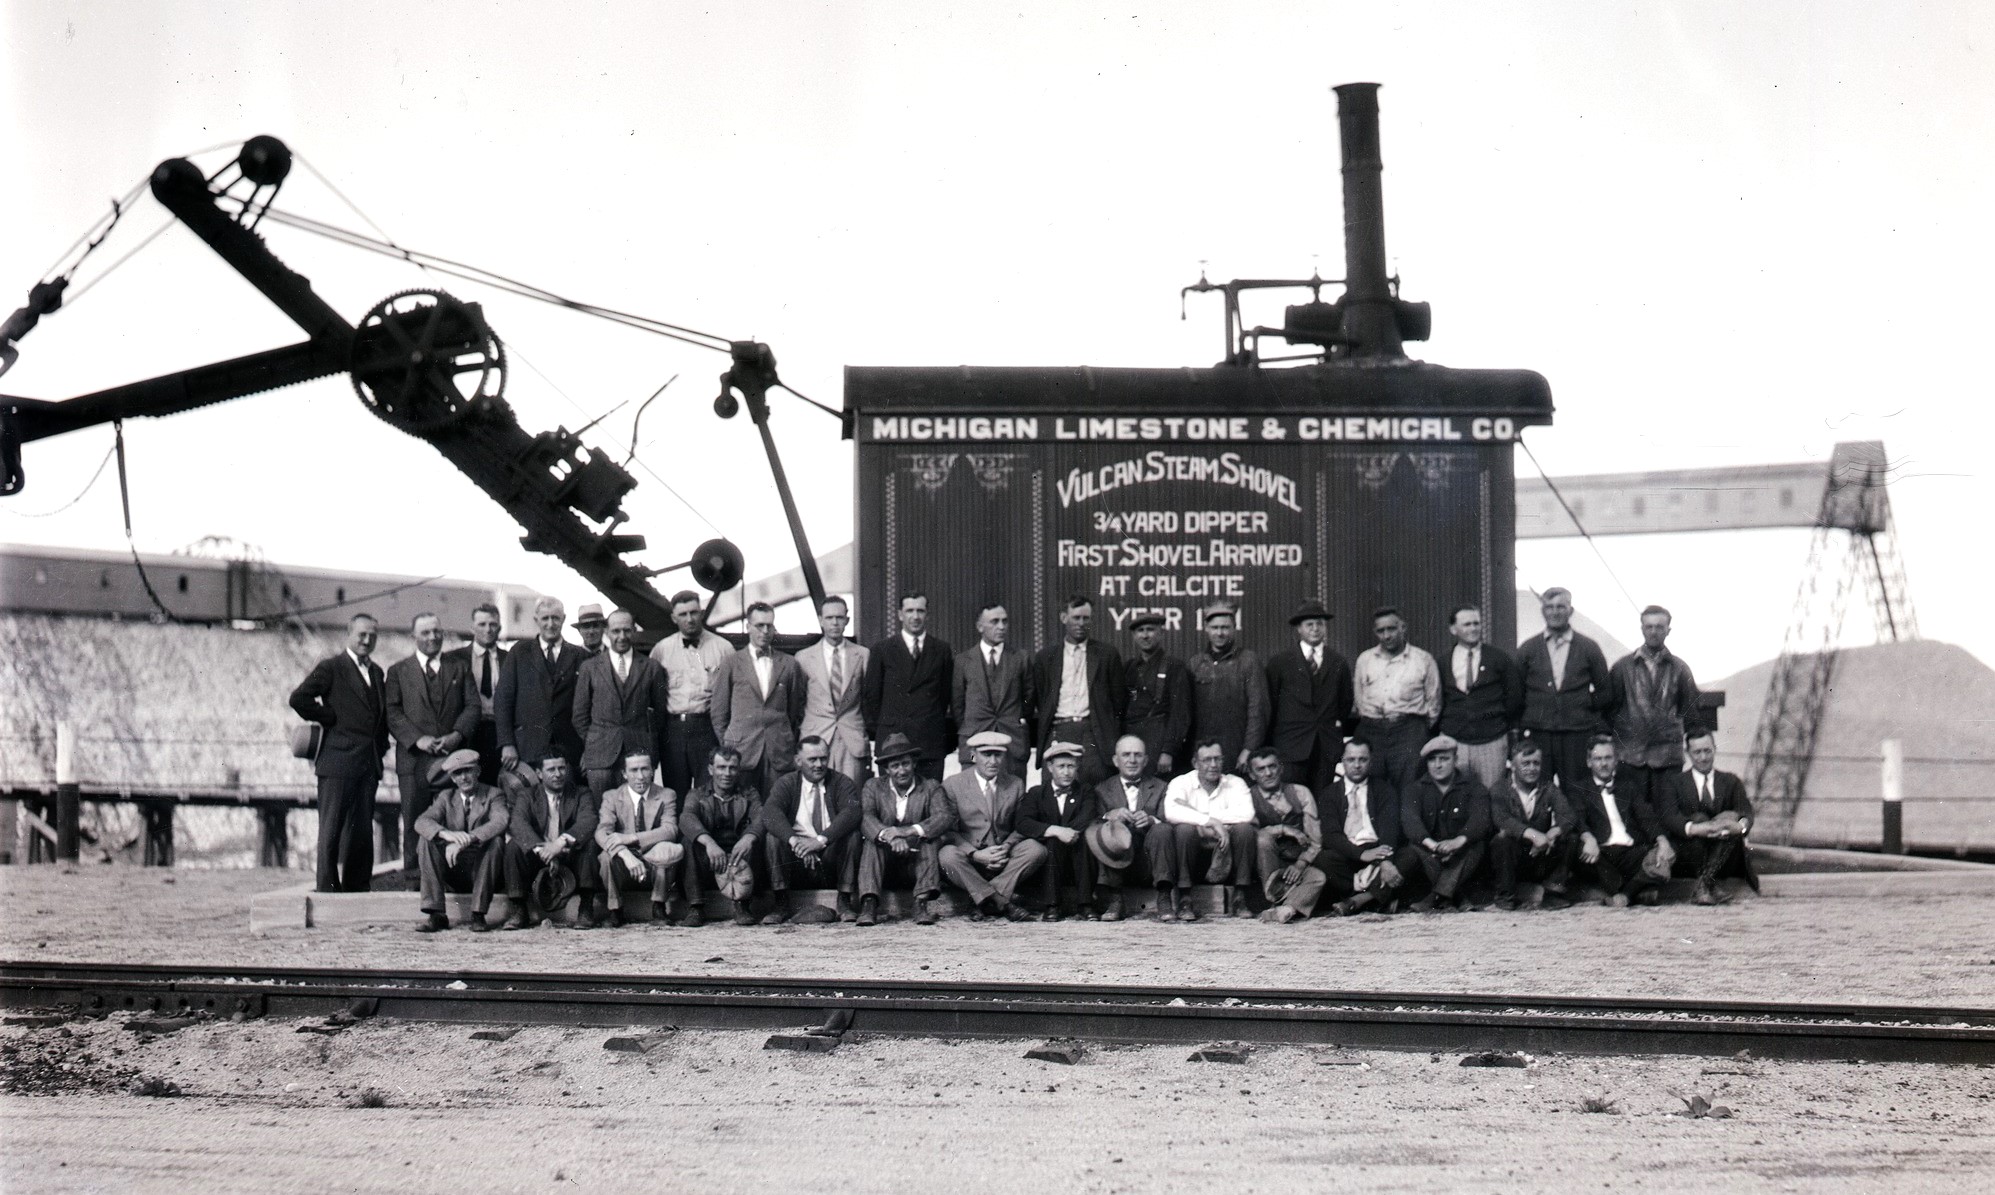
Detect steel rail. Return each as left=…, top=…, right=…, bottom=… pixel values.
left=4, top=961, right=1991, bottom=1064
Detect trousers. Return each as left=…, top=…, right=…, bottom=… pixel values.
left=859, top=837, right=943, bottom=899
left=1402, top=839, right=1488, bottom=900
left=315, top=771, right=378, bottom=893
left=417, top=835, right=498, bottom=914
left=1256, top=826, right=1327, bottom=914
left=939, top=839, right=1048, bottom=906
left=598, top=840, right=684, bottom=909
left=766, top=831, right=860, bottom=893
left=1094, top=823, right=1178, bottom=890
left=1169, top=822, right=1257, bottom=888
left=1033, top=836, right=1096, bottom=909
left=1490, top=832, right=1575, bottom=898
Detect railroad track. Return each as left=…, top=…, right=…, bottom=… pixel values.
left=4, top=961, right=1991, bottom=1064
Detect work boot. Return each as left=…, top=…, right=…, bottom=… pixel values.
left=1002, top=901, right=1033, bottom=923
left=1692, top=882, right=1717, bottom=906
left=575, top=897, right=603, bottom=929
left=1153, top=889, right=1178, bottom=922
left=1100, top=892, right=1124, bottom=923
left=1634, top=888, right=1662, bottom=907
left=1230, top=885, right=1255, bottom=918
left=1040, top=906, right=1063, bottom=923
left=608, top=907, right=627, bottom=928
left=855, top=896, right=878, bottom=927
left=913, top=897, right=937, bottom=926
left=759, top=908, right=788, bottom=926
left=837, top=894, right=859, bottom=923
left=682, top=904, right=706, bottom=928
left=467, top=912, right=490, bottom=933
left=1408, top=894, right=1438, bottom=914
left=1540, top=891, right=1574, bottom=911
left=650, top=900, right=672, bottom=923
left=1328, top=894, right=1372, bottom=917
left=501, top=905, right=530, bottom=930
left=1177, top=891, right=1202, bottom=922
left=417, top=912, right=449, bottom=933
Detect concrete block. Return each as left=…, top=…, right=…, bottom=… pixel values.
left=1189, top=1042, right=1251, bottom=1064
left=765, top=1033, right=840, bottom=1053
left=1026, top=1040, right=1085, bottom=1065
left=603, top=1031, right=674, bottom=1054
left=470, top=1028, right=519, bottom=1042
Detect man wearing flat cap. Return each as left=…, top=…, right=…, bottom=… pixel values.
left=679, top=745, right=767, bottom=927
left=1266, top=599, right=1356, bottom=798
left=592, top=750, right=683, bottom=927
left=761, top=735, right=863, bottom=922
left=1188, top=601, right=1268, bottom=773
left=1088, top=734, right=1180, bottom=920
left=1163, top=738, right=1260, bottom=918
left=1120, top=612, right=1191, bottom=778
left=499, top=752, right=600, bottom=929
left=573, top=603, right=608, bottom=657
left=941, top=730, right=1046, bottom=921
left=1400, top=735, right=1493, bottom=913
left=1018, top=740, right=1100, bottom=920
left=857, top=732, right=954, bottom=926
left=414, top=748, right=509, bottom=932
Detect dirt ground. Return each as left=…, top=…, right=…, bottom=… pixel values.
left=1, top=1012, right=1992, bottom=1194
left=3, top=866, right=1994, bottom=1006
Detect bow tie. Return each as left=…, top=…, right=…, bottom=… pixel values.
left=682, top=636, right=700, bottom=649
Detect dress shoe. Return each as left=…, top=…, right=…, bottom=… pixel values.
left=732, top=906, right=759, bottom=927
left=608, top=908, right=627, bottom=928
left=1100, top=897, right=1124, bottom=923
left=417, top=912, right=449, bottom=933
left=759, top=909, right=788, bottom=926
left=837, top=896, right=859, bottom=923
left=1492, top=896, right=1520, bottom=912
left=1328, top=895, right=1371, bottom=917
left=1040, top=909, right=1062, bottom=923
left=856, top=897, right=879, bottom=927
left=1177, top=897, right=1202, bottom=922
left=1080, top=909, right=1100, bottom=921
left=1154, top=893, right=1178, bottom=922
left=682, top=905, right=706, bottom=928
left=1230, top=886, right=1256, bottom=918
left=1692, top=883, right=1717, bottom=906
left=1408, top=894, right=1438, bottom=914
left=575, top=902, right=602, bottom=929
left=1709, top=883, right=1733, bottom=905
left=467, top=913, right=490, bottom=933
left=501, top=909, right=530, bottom=930
left=1454, top=896, right=1477, bottom=913
left=1003, top=902, right=1033, bottom=923
left=1634, top=888, right=1662, bottom=907
left=913, top=898, right=937, bottom=926
left=1540, top=892, right=1574, bottom=911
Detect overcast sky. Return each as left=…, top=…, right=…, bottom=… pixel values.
left=3, top=1, right=1990, bottom=683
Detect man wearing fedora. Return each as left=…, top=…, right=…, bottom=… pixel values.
left=572, top=609, right=671, bottom=802
left=1018, top=740, right=1100, bottom=920
left=940, top=731, right=1046, bottom=921
left=1163, top=738, right=1260, bottom=919
left=761, top=735, right=863, bottom=922
left=1266, top=599, right=1355, bottom=798
left=1248, top=747, right=1327, bottom=922
left=1120, top=612, right=1191, bottom=778
left=413, top=748, right=509, bottom=932
left=1315, top=738, right=1407, bottom=916
left=499, top=751, right=600, bottom=929
left=952, top=602, right=1033, bottom=781
left=1089, top=735, right=1179, bottom=921
left=385, top=611, right=480, bottom=891
left=592, top=750, right=683, bottom=927
left=573, top=603, right=609, bottom=657
left=679, top=745, right=768, bottom=927
left=1030, top=596, right=1126, bottom=790
left=1400, top=735, right=1493, bottom=913
left=288, top=612, right=391, bottom=894
left=856, top=732, right=953, bottom=926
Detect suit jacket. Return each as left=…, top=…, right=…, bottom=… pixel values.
left=384, top=651, right=480, bottom=778
left=1665, top=768, right=1752, bottom=840
left=289, top=652, right=389, bottom=780
left=1564, top=776, right=1662, bottom=847
left=761, top=770, right=863, bottom=843
left=1517, top=631, right=1613, bottom=734
left=859, top=776, right=954, bottom=842
left=940, top=770, right=1025, bottom=849
left=571, top=650, right=670, bottom=771
left=1438, top=641, right=1525, bottom=745
left=1093, top=774, right=1169, bottom=823
left=505, top=780, right=599, bottom=852
left=1488, top=780, right=1574, bottom=839
left=1265, top=644, right=1356, bottom=764
left=1120, top=649, right=1192, bottom=767
left=414, top=782, right=509, bottom=843
left=1316, top=776, right=1402, bottom=862
left=951, top=642, right=1034, bottom=765
left=860, top=634, right=955, bottom=761
left=494, top=638, right=585, bottom=764
left=441, top=643, right=506, bottom=716
left=594, top=782, right=680, bottom=853
left=1401, top=775, right=1493, bottom=845
left=710, top=648, right=807, bottom=770
left=798, top=639, right=870, bottom=768
left=1017, top=782, right=1099, bottom=840
left=1029, top=638, right=1127, bottom=757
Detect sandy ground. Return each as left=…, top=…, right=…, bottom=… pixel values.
left=3, top=867, right=1994, bottom=1006
left=2, top=1013, right=1993, bottom=1194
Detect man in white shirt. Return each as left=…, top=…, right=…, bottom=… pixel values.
left=1352, top=606, right=1442, bottom=795
left=1087, top=735, right=1179, bottom=921
left=648, top=590, right=736, bottom=795
left=1162, top=739, right=1259, bottom=919
left=1029, top=597, right=1126, bottom=789
left=951, top=603, right=1033, bottom=780
left=1565, top=735, right=1666, bottom=907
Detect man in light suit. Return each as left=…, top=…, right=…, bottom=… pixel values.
left=385, top=612, right=481, bottom=890
left=494, top=596, right=585, bottom=774
left=940, top=733, right=1047, bottom=920
left=592, top=751, right=683, bottom=927
left=413, top=749, right=509, bottom=932
left=856, top=734, right=953, bottom=926
left=1030, top=595, right=1127, bottom=790
left=288, top=613, right=390, bottom=893
left=571, top=609, right=670, bottom=799
left=797, top=595, right=870, bottom=785
left=952, top=603, right=1033, bottom=781
left=860, top=592, right=955, bottom=783
left=710, top=601, right=807, bottom=799
left=442, top=602, right=506, bottom=784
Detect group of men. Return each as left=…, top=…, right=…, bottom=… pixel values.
left=286, top=584, right=1755, bottom=928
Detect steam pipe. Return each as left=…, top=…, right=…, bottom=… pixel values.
left=1333, top=82, right=1404, bottom=359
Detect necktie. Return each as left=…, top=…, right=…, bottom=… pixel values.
left=424, top=656, right=436, bottom=680
left=810, top=783, right=827, bottom=834
left=615, top=652, right=628, bottom=682
left=545, top=643, right=557, bottom=666
left=356, top=659, right=369, bottom=688
left=828, top=645, right=843, bottom=699
left=479, top=650, right=492, bottom=698
left=1309, top=645, right=1321, bottom=674
left=912, top=635, right=923, bottom=658
left=1700, top=774, right=1713, bottom=811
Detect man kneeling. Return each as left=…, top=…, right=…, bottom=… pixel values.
left=1488, top=739, right=1576, bottom=911
left=415, top=749, right=509, bottom=933
left=501, top=753, right=600, bottom=929
left=593, top=751, right=683, bottom=927
left=1248, top=748, right=1326, bottom=923
left=940, top=732, right=1047, bottom=922
left=761, top=736, right=862, bottom=923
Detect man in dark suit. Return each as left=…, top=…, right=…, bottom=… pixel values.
left=1487, top=739, right=1576, bottom=911
left=1566, top=735, right=1667, bottom=907
left=1265, top=600, right=1355, bottom=798
left=951, top=602, right=1034, bottom=780
left=494, top=596, right=585, bottom=774
left=711, top=601, right=808, bottom=799
left=1399, top=735, right=1493, bottom=913
left=1663, top=730, right=1758, bottom=904
left=1031, top=596, right=1126, bottom=789
left=1090, top=735, right=1179, bottom=921
left=940, top=733, right=1047, bottom=920
left=761, top=735, right=863, bottom=922
left=1439, top=605, right=1525, bottom=792
left=1314, top=738, right=1405, bottom=916
left=1017, top=739, right=1099, bottom=920
left=572, top=609, right=670, bottom=800
left=1119, top=612, right=1190, bottom=778
left=384, top=612, right=481, bottom=890
left=442, top=602, right=507, bottom=784
left=289, top=613, right=390, bottom=893
left=860, top=592, right=954, bottom=782
left=412, top=749, right=509, bottom=932
left=856, top=733, right=954, bottom=926
left=1517, top=587, right=1613, bottom=791
left=498, top=752, right=599, bottom=929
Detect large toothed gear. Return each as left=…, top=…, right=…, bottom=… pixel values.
left=350, top=289, right=506, bottom=435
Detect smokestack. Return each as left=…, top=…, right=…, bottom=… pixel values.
left=1333, top=82, right=1403, bottom=359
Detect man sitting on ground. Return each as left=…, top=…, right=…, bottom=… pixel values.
left=1399, top=735, right=1492, bottom=913
left=1665, top=730, right=1758, bottom=904
left=760, top=735, right=863, bottom=923
left=592, top=751, right=682, bottom=927
left=1162, top=739, right=1259, bottom=920
left=1089, top=735, right=1179, bottom=921
left=414, top=748, right=509, bottom=933
left=1248, top=747, right=1326, bottom=923
left=940, top=731, right=1046, bottom=922
left=856, top=733, right=953, bottom=926
left=500, top=752, right=600, bottom=929
left=1487, top=739, right=1576, bottom=911
left=1566, top=735, right=1667, bottom=908
left=1315, top=738, right=1406, bottom=916
left=1018, top=741, right=1100, bottom=920
left=679, top=746, right=766, bottom=927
